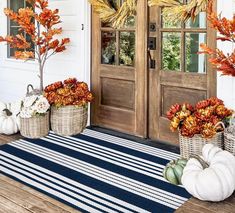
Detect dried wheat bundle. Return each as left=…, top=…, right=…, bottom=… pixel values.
left=89, top=0, right=136, bottom=28
left=89, top=0, right=116, bottom=21
left=112, top=0, right=136, bottom=28
left=148, top=0, right=213, bottom=23
left=148, top=0, right=181, bottom=7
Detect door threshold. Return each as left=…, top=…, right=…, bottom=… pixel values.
left=88, top=126, right=180, bottom=154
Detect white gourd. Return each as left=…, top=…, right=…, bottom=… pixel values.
left=0, top=101, right=20, bottom=135
left=182, top=144, right=235, bottom=202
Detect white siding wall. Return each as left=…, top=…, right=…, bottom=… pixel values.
left=217, top=0, right=235, bottom=109
left=0, top=0, right=91, bottom=102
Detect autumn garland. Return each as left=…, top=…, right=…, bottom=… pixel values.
left=89, top=0, right=214, bottom=28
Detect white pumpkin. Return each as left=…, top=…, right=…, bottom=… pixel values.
left=0, top=108, right=19, bottom=135
left=0, top=102, right=8, bottom=114
left=8, top=101, right=22, bottom=116
left=182, top=144, right=235, bottom=202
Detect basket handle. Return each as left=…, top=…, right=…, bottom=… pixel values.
left=27, top=84, right=34, bottom=94
left=215, top=121, right=225, bottom=130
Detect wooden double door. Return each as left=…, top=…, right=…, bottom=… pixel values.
left=91, top=1, right=216, bottom=144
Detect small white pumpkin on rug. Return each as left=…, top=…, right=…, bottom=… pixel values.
left=182, top=144, right=235, bottom=202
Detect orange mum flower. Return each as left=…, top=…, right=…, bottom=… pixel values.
left=44, top=78, right=93, bottom=107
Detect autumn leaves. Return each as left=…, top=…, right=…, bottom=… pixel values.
left=0, top=0, right=70, bottom=90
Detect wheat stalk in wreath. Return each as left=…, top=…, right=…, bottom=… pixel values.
left=89, top=0, right=214, bottom=28
left=148, top=0, right=213, bottom=22
left=89, top=0, right=136, bottom=28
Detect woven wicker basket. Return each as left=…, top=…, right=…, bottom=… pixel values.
left=224, top=114, right=235, bottom=155
left=20, top=112, right=49, bottom=139
left=224, top=126, right=235, bottom=156
left=51, top=105, right=88, bottom=136
left=179, top=132, right=224, bottom=159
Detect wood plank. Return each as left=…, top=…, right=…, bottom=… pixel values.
left=135, top=0, right=148, bottom=137
left=175, top=200, right=215, bottom=213
left=101, top=78, right=135, bottom=110
left=100, top=66, right=135, bottom=81
left=0, top=134, right=80, bottom=213
left=160, top=71, right=207, bottom=91
left=0, top=133, right=22, bottom=145
left=0, top=178, right=72, bottom=213
left=187, top=195, right=235, bottom=213
left=0, top=195, right=32, bottom=213
left=0, top=175, right=80, bottom=213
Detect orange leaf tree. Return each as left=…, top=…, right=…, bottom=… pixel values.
left=199, top=2, right=235, bottom=77
left=0, top=0, right=70, bottom=91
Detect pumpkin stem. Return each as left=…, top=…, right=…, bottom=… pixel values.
left=3, top=109, right=13, bottom=116
left=190, top=154, right=209, bottom=169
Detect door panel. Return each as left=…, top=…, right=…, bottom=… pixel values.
left=91, top=1, right=148, bottom=137
left=148, top=2, right=217, bottom=144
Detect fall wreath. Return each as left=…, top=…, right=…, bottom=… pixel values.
left=149, top=0, right=214, bottom=23
left=89, top=0, right=136, bottom=28
left=89, top=0, right=214, bottom=28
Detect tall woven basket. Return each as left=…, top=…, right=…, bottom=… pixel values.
left=224, top=126, right=235, bottom=156
left=224, top=115, right=235, bottom=156
left=51, top=105, right=88, bottom=136
left=20, top=113, right=50, bottom=139
left=179, top=132, right=224, bottom=159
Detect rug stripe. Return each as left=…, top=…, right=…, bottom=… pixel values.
left=82, top=129, right=180, bottom=159
left=12, top=138, right=189, bottom=196
left=11, top=138, right=188, bottom=198
left=0, top=130, right=190, bottom=213
left=17, top=138, right=168, bottom=182
left=9, top=140, right=188, bottom=206
left=44, top=135, right=164, bottom=176
left=0, top=145, right=177, bottom=212
left=48, top=134, right=165, bottom=171
left=0, top=165, right=102, bottom=213
left=0, top=153, right=146, bottom=213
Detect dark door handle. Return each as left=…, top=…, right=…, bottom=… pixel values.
left=148, top=49, right=156, bottom=69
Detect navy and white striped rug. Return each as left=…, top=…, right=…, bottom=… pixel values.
left=0, top=129, right=190, bottom=213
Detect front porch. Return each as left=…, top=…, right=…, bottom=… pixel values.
left=0, top=0, right=234, bottom=212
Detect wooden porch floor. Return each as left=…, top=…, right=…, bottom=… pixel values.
left=0, top=134, right=235, bottom=213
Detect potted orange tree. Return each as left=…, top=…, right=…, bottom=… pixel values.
left=0, top=0, right=70, bottom=91
left=0, top=0, right=70, bottom=138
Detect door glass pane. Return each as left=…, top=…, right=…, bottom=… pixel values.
left=101, top=31, right=116, bottom=65
left=162, top=14, right=181, bottom=28
left=124, top=16, right=135, bottom=28
left=185, top=33, right=207, bottom=73
left=119, top=32, right=135, bottom=67
left=186, top=12, right=207, bottom=28
left=162, top=32, right=181, bottom=71
left=161, top=0, right=183, bottom=29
